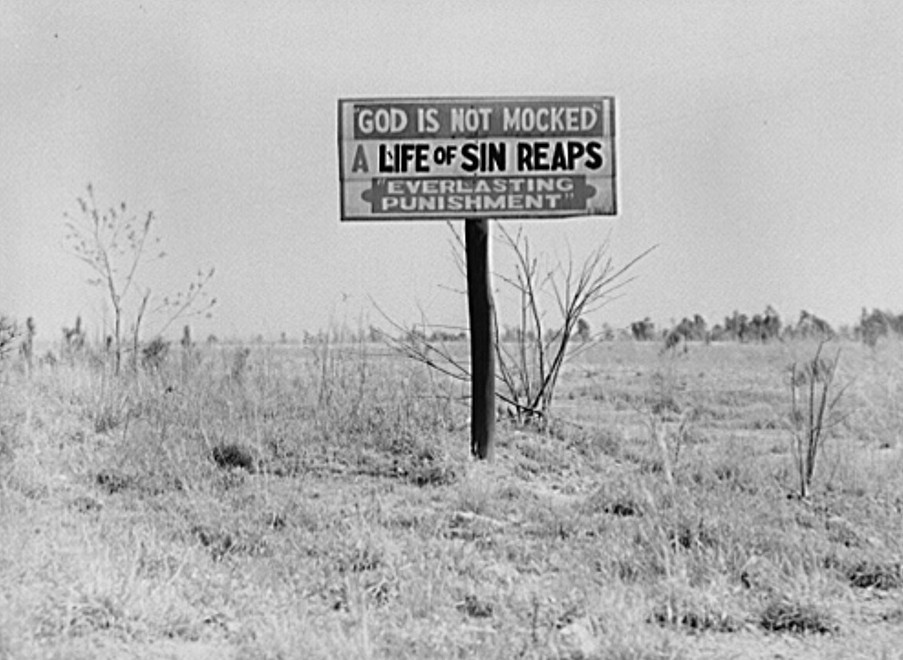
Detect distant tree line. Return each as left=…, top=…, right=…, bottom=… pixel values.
left=403, top=307, right=903, bottom=348
left=627, top=306, right=903, bottom=348
left=632, top=307, right=837, bottom=347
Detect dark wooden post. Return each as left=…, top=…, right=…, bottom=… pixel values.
left=465, top=219, right=496, bottom=460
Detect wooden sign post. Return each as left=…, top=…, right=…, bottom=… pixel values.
left=337, top=96, right=617, bottom=460
left=465, top=218, right=496, bottom=459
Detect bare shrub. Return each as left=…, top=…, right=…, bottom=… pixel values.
left=380, top=224, right=654, bottom=427
left=788, top=341, right=850, bottom=499
left=64, top=183, right=216, bottom=373
left=492, top=226, right=654, bottom=424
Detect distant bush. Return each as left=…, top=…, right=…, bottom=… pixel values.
left=856, top=308, right=903, bottom=346
left=0, top=315, right=17, bottom=362
left=141, top=337, right=170, bottom=371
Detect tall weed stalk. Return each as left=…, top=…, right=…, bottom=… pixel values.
left=788, top=342, right=850, bottom=498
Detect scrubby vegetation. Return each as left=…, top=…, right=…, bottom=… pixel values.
left=2, top=335, right=903, bottom=658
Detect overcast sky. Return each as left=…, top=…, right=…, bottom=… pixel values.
left=1, top=1, right=901, bottom=342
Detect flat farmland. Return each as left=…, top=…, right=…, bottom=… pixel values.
left=1, top=338, right=902, bottom=659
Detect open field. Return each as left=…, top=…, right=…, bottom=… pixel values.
left=2, top=338, right=903, bottom=659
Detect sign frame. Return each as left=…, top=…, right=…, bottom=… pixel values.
left=337, top=95, right=617, bottom=222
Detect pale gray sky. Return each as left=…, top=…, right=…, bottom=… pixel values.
left=2, top=1, right=901, bottom=341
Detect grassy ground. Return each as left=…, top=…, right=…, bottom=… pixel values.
left=1, top=338, right=902, bottom=659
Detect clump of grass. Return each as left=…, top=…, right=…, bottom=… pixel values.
left=211, top=443, right=257, bottom=472
left=842, top=558, right=903, bottom=590
left=406, top=456, right=459, bottom=487
left=456, top=594, right=494, bottom=618
left=759, top=597, right=838, bottom=634
left=585, top=472, right=648, bottom=518
left=95, top=469, right=134, bottom=495
left=649, top=583, right=744, bottom=633
left=190, top=522, right=268, bottom=561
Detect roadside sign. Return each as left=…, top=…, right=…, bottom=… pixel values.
left=338, top=96, right=617, bottom=221
left=338, top=95, right=620, bottom=460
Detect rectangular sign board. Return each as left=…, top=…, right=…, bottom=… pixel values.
left=338, top=96, right=616, bottom=221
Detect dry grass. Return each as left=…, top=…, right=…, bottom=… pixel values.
left=2, top=338, right=903, bottom=659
